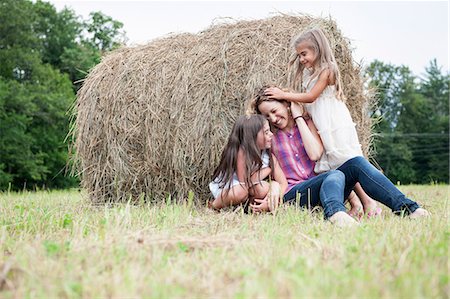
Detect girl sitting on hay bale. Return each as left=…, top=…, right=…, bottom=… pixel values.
left=264, top=28, right=381, bottom=219
left=209, top=114, right=287, bottom=212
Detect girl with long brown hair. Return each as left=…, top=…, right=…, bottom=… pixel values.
left=209, top=114, right=287, bottom=212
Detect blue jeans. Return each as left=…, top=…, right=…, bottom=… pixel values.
left=283, top=170, right=347, bottom=219
left=337, top=156, right=420, bottom=215
left=283, top=157, right=420, bottom=218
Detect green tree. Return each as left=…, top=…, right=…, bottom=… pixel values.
left=33, top=0, right=81, bottom=69
left=366, top=61, right=417, bottom=183
left=366, top=60, right=449, bottom=184
left=84, top=11, right=125, bottom=52
left=0, top=0, right=126, bottom=190
left=417, top=60, right=449, bottom=183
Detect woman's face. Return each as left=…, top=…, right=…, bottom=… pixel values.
left=256, top=120, right=273, bottom=149
left=257, top=101, right=290, bottom=131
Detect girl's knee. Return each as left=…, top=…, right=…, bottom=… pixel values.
left=252, top=181, right=269, bottom=198
left=234, top=186, right=249, bottom=201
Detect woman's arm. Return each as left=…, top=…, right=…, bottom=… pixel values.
left=265, top=69, right=331, bottom=103
left=290, top=103, right=324, bottom=161
left=271, top=154, right=288, bottom=195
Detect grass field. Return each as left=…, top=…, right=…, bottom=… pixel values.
left=0, top=185, right=448, bottom=298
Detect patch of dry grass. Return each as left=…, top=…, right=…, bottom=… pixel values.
left=0, top=185, right=448, bottom=298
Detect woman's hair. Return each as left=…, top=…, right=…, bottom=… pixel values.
left=288, top=28, right=345, bottom=101
left=212, top=114, right=270, bottom=195
left=246, top=85, right=289, bottom=116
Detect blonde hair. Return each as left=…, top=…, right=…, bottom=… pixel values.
left=288, top=28, right=346, bottom=101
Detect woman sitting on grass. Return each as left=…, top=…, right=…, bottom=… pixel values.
left=247, top=86, right=429, bottom=225
left=209, top=114, right=287, bottom=212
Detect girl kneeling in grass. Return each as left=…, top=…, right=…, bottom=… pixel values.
left=209, top=114, right=287, bottom=212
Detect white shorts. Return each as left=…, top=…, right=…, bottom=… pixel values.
left=209, top=173, right=244, bottom=199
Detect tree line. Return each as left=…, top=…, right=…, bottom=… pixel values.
left=0, top=0, right=124, bottom=189
left=366, top=60, right=449, bottom=184
left=0, top=0, right=448, bottom=190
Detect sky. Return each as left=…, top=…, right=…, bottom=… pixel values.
left=48, top=0, right=449, bottom=76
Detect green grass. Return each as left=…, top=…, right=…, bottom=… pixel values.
left=0, top=185, right=448, bottom=298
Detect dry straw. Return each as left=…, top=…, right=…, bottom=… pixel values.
left=72, top=14, right=375, bottom=204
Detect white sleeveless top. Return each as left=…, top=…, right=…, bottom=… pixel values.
left=303, top=69, right=363, bottom=173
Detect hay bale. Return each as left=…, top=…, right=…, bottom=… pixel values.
left=72, top=14, right=374, bottom=204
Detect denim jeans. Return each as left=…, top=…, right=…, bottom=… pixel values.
left=337, top=156, right=420, bottom=215
left=283, top=170, right=347, bottom=219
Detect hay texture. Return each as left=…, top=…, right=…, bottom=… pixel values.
left=73, top=14, right=374, bottom=204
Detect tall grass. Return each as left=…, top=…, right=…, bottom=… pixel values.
left=0, top=185, right=448, bottom=298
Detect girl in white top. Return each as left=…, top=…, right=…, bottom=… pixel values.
left=209, top=115, right=287, bottom=213
left=265, top=28, right=380, bottom=217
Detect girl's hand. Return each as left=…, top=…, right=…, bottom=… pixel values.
left=268, top=181, right=281, bottom=212
left=290, top=102, right=305, bottom=119
left=250, top=197, right=269, bottom=213
left=264, top=87, right=285, bottom=100
left=249, top=182, right=283, bottom=213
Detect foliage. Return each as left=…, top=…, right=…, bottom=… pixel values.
left=366, top=60, right=449, bottom=184
left=0, top=0, right=125, bottom=190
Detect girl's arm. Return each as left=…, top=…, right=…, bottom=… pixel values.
left=236, top=148, right=248, bottom=185
left=290, top=103, right=324, bottom=161
left=265, top=69, right=331, bottom=103
left=250, top=166, right=271, bottom=185
left=238, top=149, right=271, bottom=186
left=250, top=155, right=288, bottom=213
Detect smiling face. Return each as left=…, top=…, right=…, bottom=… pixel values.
left=256, top=120, right=273, bottom=149
left=257, top=100, right=292, bottom=131
left=296, top=41, right=317, bottom=69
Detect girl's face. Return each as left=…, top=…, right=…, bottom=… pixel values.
left=257, top=101, right=291, bottom=131
left=256, top=120, right=273, bottom=150
left=296, top=41, right=317, bottom=69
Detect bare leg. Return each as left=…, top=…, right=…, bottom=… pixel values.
left=249, top=181, right=280, bottom=212
left=347, top=190, right=363, bottom=219
left=211, top=184, right=248, bottom=210
left=354, top=183, right=381, bottom=217
left=249, top=181, right=270, bottom=200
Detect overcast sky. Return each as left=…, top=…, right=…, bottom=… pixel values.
left=49, top=0, right=449, bottom=76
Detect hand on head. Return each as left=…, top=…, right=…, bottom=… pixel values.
left=264, top=87, right=285, bottom=100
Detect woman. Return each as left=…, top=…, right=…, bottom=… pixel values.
left=247, top=86, right=429, bottom=225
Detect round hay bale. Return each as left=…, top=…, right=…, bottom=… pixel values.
left=72, top=14, right=375, bottom=204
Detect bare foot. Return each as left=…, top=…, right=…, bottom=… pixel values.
left=348, top=205, right=363, bottom=220
left=330, top=211, right=359, bottom=227
left=366, top=207, right=382, bottom=219
left=409, top=208, right=430, bottom=219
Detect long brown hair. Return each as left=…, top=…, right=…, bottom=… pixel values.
left=212, top=114, right=270, bottom=193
